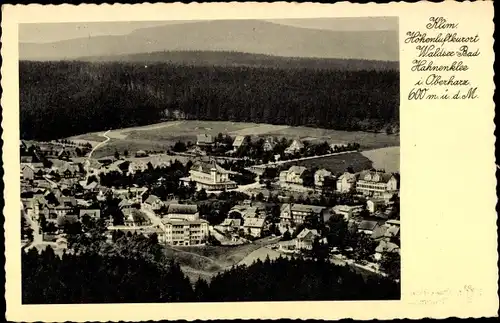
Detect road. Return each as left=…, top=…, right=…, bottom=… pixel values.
left=23, top=209, right=58, bottom=252
left=250, top=150, right=356, bottom=169
left=88, top=130, right=111, bottom=159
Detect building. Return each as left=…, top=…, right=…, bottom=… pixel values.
left=356, top=170, right=398, bottom=197
left=165, top=203, right=199, bottom=221
left=262, top=137, right=276, bottom=152
left=135, top=150, right=148, bottom=158
left=367, top=198, right=385, bottom=213
left=336, top=172, right=357, bottom=192
left=123, top=208, right=151, bottom=227
left=284, top=140, right=304, bottom=155
left=332, top=204, right=364, bottom=221
left=128, top=161, right=149, bottom=175
left=159, top=218, right=209, bottom=246
left=358, top=219, right=381, bottom=235
left=232, top=135, right=246, bottom=150
left=279, top=166, right=308, bottom=186
left=180, top=160, right=238, bottom=191
left=295, top=228, right=322, bottom=250
left=143, top=194, right=164, bottom=212
left=196, top=134, right=214, bottom=147
left=21, top=164, right=35, bottom=180
left=314, top=169, right=334, bottom=188
left=79, top=209, right=101, bottom=219
left=242, top=217, right=266, bottom=237
left=279, top=203, right=326, bottom=232
left=374, top=240, right=400, bottom=261
left=219, top=218, right=242, bottom=233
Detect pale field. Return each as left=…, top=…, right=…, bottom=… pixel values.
left=360, top=146, right=400, bottom=173
left=68, top=120, right=400, bottom=160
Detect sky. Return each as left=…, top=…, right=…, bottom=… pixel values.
left=19, top=17, right=398, bottom=44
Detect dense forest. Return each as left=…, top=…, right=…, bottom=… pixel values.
left=20, top=60, right=399, bottom=141
left=22, top=245, right=400, bottom=304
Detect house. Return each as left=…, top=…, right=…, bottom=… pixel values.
left=367, top=198, right=385, bottom=213
left=135, top=150, right=148, bottom=158
left=356, top=170, right=398, bottom=197
left=332, top=205, right=364, bottom=221
left=58, top=162, right=83, bottom=178
left=79, top=209, right=101, bottom=219
left=374, top=240, right=400, bottom=261
left=279, top=203, right=326, bottom=232
left=358, top=220, right=380, bottom=235
left=128, top=161, right=149, bottom=175
left=219, top=218, right=242, bottom=232
left=284, top=140, right=304, bottom=155
left=232, top=135, right=246, bottom=150
left=123, top=208, right=151, bottom=227
left=243, top=217, right=266, bottom=237
left=279, top=165, right=308, bottom=186
left=21, top=164, right=35, bottom=180
left=262, top=138, right=276, bottom=152
left=56, top=213, right=79, bottom=230
left=314, top=169, right=334, bottom=188
left=196, top=134, right=214, bottom=147
left=159, top=218, right=209, bottom=246
left=180, top=160, right=238, bottom=191
left=57, top=147, right=72, bottom=160
left=336, top=172, right=357, bottom=192
left=295, top=228, right=322, bottom=250
left=165, top=204, right=199, bottom=221
left=143, top=194, right=164, bottom=212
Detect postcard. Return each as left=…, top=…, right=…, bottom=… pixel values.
left=2, top=1, right=497, bottom=321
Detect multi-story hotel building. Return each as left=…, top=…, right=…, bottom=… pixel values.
left=180, top=160, right=238, bottom=191
left=159, top=218, right=209, bottom=246
left=356, top=170, right=398, bottom=197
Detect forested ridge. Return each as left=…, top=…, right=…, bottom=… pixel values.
left=22, top=245, right=400, bottom=303
left=20, top=60, right=399, bottom=141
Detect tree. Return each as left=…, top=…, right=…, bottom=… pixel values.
left=353, top=233, right=377, bottom=262
left=173, top=141, right=187, bottom=152
left=380, top=252, right=400, bottom=280
left=196, top=189, right=208, bottom=201
left=124, top=150, right=129, bottom=158
left=114, top=151, right=120, bottom=160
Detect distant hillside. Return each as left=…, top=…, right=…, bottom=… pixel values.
left=20, top=60, right=399, bottom=141
left=78, top=51, right=398, bottom=71
left=19, top=20, right=399, bottom=62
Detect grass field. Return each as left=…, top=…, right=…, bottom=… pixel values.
left=69, top=120, right=400, bottom=159
left=361, top=147, right=400, bottom=173
left=163, top=243, right=264, bottom=283
left=293, top=152, right=374, bottom=174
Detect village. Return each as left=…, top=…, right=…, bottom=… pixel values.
left=20, top=132, right=400, bottom=279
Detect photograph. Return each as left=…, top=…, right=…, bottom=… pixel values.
left=18, top=17, right=401, bottom=304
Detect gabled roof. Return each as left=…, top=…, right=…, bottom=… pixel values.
left=296, top=228, right=320, bottom=241
left=315, top=169, right=332, bottom=177
left=358, top=220, right=379, bottom=231
left=221, top=218, right=242, bottom=227
left=197, top=134, right=214, bottom=144
left=375, top=240, right=400, bottom=253
left=288, top=166, right=307, bottom=176
left=233, top=135, right=246, bottom=147
left=291, top=204, right=326, bottom=214
left=358, top=170, right=395, bottom=183
left=79, top=209, right=101, bottom=218
left=167, top=203, right=198, bottom=214
left=338, top=172, right=357, bottom=182
left=243, top=217, right=265, bottom=228
left=144, top=194, right=162, bottom=205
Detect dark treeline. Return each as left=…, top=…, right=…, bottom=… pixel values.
left=22, top=246, right=400, bottom=304
left=20, top=61, right=399, bottom=141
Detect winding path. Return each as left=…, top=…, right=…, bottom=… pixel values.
left=88, top=130, right=111, bottom=159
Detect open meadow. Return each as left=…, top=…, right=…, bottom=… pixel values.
left=68, top=120, right=400, bottom=160
left=360, top=146, right=400, bottom=173
left=292, top=152, right=374, bottom=174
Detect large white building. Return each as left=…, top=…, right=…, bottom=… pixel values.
left=336, top=172, right=357, bottom=192
left=159, top=218, right=209, bottom=246
left=180, top=160, right=238, bottom=191
left=279, top=203, right=326, bottom=233
left=356, top=170, right=398, bottom=196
